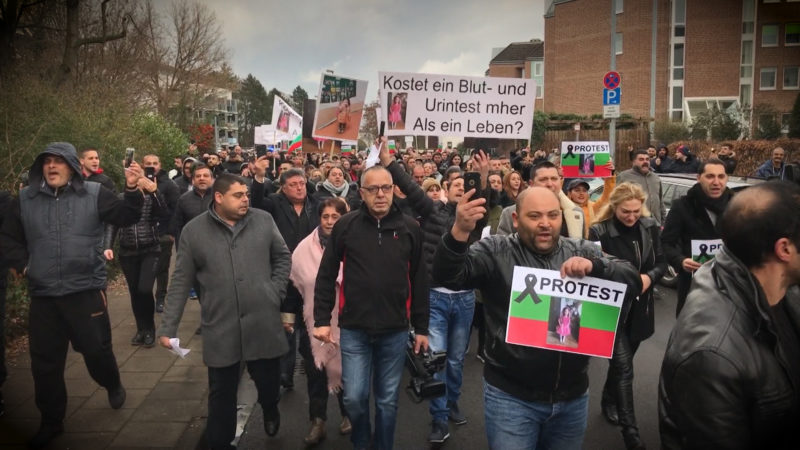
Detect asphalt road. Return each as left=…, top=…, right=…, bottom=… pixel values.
left=237, top=287, right=678, bottom=450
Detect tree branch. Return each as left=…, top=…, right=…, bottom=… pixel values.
left=73, top=15, right=129, bottom=47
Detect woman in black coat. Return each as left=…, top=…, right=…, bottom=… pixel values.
left=313, top=165, right=361, bottom=210
left=588, top=182, right=667, bottom=450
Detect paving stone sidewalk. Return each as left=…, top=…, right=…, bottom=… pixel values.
left=0, top=288, right=209, bottom=449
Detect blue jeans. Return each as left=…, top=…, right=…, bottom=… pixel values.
left=340, top=328, right=407, bottom=450
left=428, top=289, right=475, bottom=422
left=483, top=380, right=588, bottom=450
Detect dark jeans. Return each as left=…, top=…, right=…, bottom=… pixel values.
left=119, top=252, right=159, bottom=332
left=602, top=326, right=642, bottom=431
left=297, top=325, right=347, bottom=421
left=207, top=358, right=281, bottom=449
left=279, top=287, right=303, bottom=384
left=30, top=290, right=121, bottom=425
left=154, top=236, right=173, bottom=303
left=471, top=301, right=486, bottom=357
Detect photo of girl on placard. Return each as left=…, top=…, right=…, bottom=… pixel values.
left=547, top=299, right=581, bottom=348
left=386, top=92, right=407, bottom=130
left=579, top=154, right=595, bottom=176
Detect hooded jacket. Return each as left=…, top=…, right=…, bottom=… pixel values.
left=659, top=248, right=800, bottom=449
left=433, top=232, right=641, bottom=403
left=0, top=142, right=143, bottom=296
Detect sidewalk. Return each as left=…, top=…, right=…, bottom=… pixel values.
left=0, top=287, right=209, bottom=449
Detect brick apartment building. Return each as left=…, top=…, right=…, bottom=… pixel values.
left=541, top=0, right=799, bottom=134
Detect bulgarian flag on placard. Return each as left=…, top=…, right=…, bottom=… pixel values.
left=288, top=134, right=302, bottom=154
left=341, top=145, right=353, bottom=156
left=560, top=141, right=612, bottom=178
left=388, top=139, right=397, bottom=154
left=505, top=266, right=625, bottom=358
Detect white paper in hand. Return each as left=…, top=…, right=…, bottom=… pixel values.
left=168, top=338, right=190, bottom=359
left=365, top=143, right=381, bottom=169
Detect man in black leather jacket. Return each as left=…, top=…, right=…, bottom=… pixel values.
left=659, top=181, right=800, bottom=449
left=433, top=186, right=640, bottom=450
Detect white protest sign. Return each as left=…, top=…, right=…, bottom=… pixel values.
left=378, top=71, right=536, bottom=139
left=691, top=239, right=723, bottom=264
left=506, top=267, right=626, bottom=358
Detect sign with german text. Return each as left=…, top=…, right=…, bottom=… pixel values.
left=378, top=71, right=535, bottom=139
left=560, top=141, right=613, bottom=178
left=506, top=267, right=626, bottom=359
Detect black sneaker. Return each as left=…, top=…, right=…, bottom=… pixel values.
left=29, top=422, right=64, bottom=449
left=428, top=420, right=450, bottom=443
left=108, top=384, right=126, bottom=409
left=155, top=299, right=165, bottom=313
left=448, top=401, right=467, bottom=425
left=130, top=330, right=145, bottom=346
left=264, top=408, right=280, bottom=437
left=142, top=330, right=155, bottom=348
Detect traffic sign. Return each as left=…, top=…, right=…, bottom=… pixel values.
left=603, top=88, right=620, bottom=105
left=603, top=105, right=620, bottom=119
left=603, top=71, right=621, bottom=89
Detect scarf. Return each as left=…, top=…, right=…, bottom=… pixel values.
left=689, top=183, right=732, bottom=216
left=322, top=179, right=349, bottom=198
left=318, top=226, right=330, bottom=249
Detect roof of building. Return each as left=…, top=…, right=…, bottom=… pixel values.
left=490, top=39, right=544, bottom=64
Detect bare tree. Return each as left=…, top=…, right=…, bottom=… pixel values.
left=134, top=0, right=229, bottom=124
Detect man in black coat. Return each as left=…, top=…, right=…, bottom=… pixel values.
left=80, top=147, right=117, bottom=193
left=661, top=159, right=732, bottom=316
left=659, top=181, right=800, bottom=448
left=251, top=158, right=320, bottom=393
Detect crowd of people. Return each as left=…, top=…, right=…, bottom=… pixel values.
left=0, top=137, right=798, bottom=450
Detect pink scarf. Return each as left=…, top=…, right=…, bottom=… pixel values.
left=289, top=228, right=343, bottom=392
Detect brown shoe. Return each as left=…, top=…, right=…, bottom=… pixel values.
left=303, top=418, right=326, bottom=445
left=339, top=416, right=352, bottom=435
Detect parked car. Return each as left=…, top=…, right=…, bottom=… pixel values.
left=589, top=173, right=762, bottom=288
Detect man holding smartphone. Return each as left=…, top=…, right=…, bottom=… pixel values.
left=1, top=142, right=145, bottom=448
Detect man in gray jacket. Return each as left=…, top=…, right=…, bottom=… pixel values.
left=618, top=149, right=666, bottom=225
left=158, top=173, right=292, bottom=448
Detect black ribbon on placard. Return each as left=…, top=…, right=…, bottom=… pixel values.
left=565, top=145, right=576, bottom=159
left=698, top=244, right=710, bottom=260
left=514, top=274, right=542, bottom=304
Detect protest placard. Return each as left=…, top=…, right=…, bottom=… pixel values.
left=560, top=141, right=613, bottom=178
left=271, top=96, right=302, bottom=138
left=312, top=74, right=368, bottom=142
left=691, top=239, right=723, bottom=264
left=378, top=71, right=535, bottom=139
left=506, top=266, right=627, bottom=358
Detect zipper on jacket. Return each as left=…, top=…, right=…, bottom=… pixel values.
left=55, top=195, right=62, bottom=289
left=377, top=218, right=382, bottom=246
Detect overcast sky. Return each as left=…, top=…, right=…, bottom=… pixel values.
left=199, top=0, right=545, bottom=100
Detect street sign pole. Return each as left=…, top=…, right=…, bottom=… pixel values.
left=609, top=2, right=617, bottom=160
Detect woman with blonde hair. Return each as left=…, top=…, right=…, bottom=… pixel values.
left=589, top=182, right=666, bottom=450
left=500, top=170, right=523, bottom=208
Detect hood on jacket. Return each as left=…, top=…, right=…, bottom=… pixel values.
left=28, top=142, right=85, bottom=194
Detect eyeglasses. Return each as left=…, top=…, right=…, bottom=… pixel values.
left=361, top=184, right=394, bottom=195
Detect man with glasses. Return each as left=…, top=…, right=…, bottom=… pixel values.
left=314, top=165, right=429, bottom=450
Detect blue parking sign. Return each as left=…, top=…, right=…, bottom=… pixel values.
left=603, top=88, right=621, bottom=106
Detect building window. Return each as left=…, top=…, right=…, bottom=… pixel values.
left=615, top=33, right=623, bottom=55
left=785, top=66, right=799, bottom=88
left=743, top=0, right=755, bottom=34
left=672, top=86, right=683, bottom=110
left=536, top=85, right=543, bottom=99
left=786, top=23, right=800, bottom=45
left=674, top=0, right=686, bottom=24
left=740, top=84, right=752, bottom=107
left=534, top=61, right=542, bottom=76
left=762, top=24, right=779, bottom=46
left=674, top=26, right=685, bottom=37
left=615, top=0, right=623, bottom=14
left=760, top=67, right=777, bottom=89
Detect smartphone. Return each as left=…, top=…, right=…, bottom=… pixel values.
left=144, top=166, right=156, bottom=181
left=463, top=172, right=482, bottom=195
left=124, top=148, right=135, bottom=168
left=379, top=121, right=385, bottom=138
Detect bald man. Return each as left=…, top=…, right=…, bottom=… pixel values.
left=433, top=186, right=640, bottom=449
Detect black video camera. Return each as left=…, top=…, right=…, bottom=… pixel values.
left=405, top=332, right=447, bottom=403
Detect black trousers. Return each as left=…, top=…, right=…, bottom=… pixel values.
left=207, top=358, right=281, bottom=449
left=602, top=325, right=642, bottom=431
left=297, top=325, right=348, bottom=421
left=119, top=252, right=159, bottom=332
left=30, top=290, right=121, bottom=425
left=154, top=236, right=173, bottom=304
